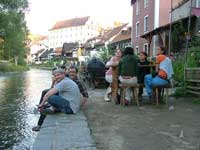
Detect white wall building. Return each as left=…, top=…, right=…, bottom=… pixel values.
left=48, top=16, right=100, bottom=50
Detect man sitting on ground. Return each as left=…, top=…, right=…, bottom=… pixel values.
left=32, top=68, right=58, bottom=131
left=32, top=68, right=81, bottom=131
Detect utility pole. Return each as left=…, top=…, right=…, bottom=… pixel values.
left=169, top=0, right=173, bottom=55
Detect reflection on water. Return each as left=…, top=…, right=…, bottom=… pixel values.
left=0, top=69, right=52, bottom=150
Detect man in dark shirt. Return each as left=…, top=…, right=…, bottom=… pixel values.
left=68, top=66, right=89, bottom=107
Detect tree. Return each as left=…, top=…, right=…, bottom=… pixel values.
left=0, top=0, right=29, bottom=65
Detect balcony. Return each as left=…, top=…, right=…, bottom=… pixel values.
left=172, top=0, right=191, bottom=22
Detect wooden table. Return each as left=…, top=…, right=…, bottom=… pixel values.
left=138, top=64, right=156, bottom=73
left=138, top=64, right=156, bottom=68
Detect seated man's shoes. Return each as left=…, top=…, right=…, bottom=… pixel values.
left=41, top=107, right=55, bottom=115
left=32, top=125, right=41, bottom=132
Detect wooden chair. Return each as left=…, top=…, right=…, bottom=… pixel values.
left=152, top=83, right=172, bottom=106
left=119, top=83, right=144, bottom=106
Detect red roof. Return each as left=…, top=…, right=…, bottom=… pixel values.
left=54, top=47, right=62, bottom=55
left=95, top=24, right=128, bottom=46
left=111, top=28, right=131, bottom=43
left=49, top=16, right=90, bottom=30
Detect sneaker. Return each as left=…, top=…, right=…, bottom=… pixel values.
left=41, top=107, right=55, bottom=115
left=32, top=126, right=41, bottom=132
left=104, top=96, right=111, bottom=102
left=104, top=93, right=111, bottom=102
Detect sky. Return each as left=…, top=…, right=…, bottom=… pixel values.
left=25, top=0, right=132, bottom=35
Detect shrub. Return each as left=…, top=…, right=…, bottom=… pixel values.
left=0, top=63, right=29, bottom=72
left=172, top=87, right=185, bottom=98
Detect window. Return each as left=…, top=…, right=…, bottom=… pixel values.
left=135, top=46, right=139, bottom=55
left=197, top=0, right=200, bottom=7
left=144, top=0, right=149, bottom=8
left=136, top=0, right=140, bottom=15
left=143, top=43, right=148, bottom=54
left=136, top=21, right=140, bottom=37
left=144, top=15, right=148, bottom=33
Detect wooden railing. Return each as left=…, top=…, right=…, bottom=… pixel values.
left=184, top=67, right=200, bottom=96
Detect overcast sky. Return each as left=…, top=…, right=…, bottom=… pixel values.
left=25, top=0, right=132, bottom=35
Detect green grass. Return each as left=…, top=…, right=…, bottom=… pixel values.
left=0, top=63, right=29, bottom=72
left=192, top=99, right=200, bottom=104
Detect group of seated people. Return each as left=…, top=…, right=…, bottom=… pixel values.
left=32, top=65, right=89, bottom=131
left=32, top=46, right=173, bottom=131
left=104, top=46, right=173, bottom=105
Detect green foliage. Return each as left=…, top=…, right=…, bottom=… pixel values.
left=173, top=46, right=200, bottom=86
left=172, top=21, right=187, bottom=52
left=192, top=99, right=200, bottom=104
left=172, top=87, right=185, bottom=98
left=186, top=46, right=200, bottom=67
left=189, top=35, right=200, bottom=47
left=32, top=61, right=55, bottom=68
left=0, top=0, right=29, bottom=64
left=172, top=58, right=184, bottom=85
left=98, top=48, right=112, bottom=63
left=0, top=63, right=29, bottom=72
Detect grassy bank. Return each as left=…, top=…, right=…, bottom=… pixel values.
left=0, top=63, right=29, bottom=73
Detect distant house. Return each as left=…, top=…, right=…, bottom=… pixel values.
left=38, top=48, right=54, bottom=61
left=109, top=26, right=132, bottom=50
left=140, top=0, right=200, bottom=54
left=131, top=0, right=174, bottom=55
left=83, top=24, right=130, bottom=58
left=94, top=24, right=128, bottom=51
left=48, top=16, right=100, bottom=50
left=172, top=0, right=200, bottom=33
left=61, top=42, right=79, bottom=58
left=27, top=34, right=48, bottom=63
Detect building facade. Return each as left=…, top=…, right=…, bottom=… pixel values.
left=131, top=0, right=180, bottom=56
left=48, top=16, right=100, bottom=50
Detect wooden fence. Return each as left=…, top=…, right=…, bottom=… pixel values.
left=184, top=67, right=200, bottom=96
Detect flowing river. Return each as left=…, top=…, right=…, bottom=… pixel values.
left=0, top=69, right=52, bottom=150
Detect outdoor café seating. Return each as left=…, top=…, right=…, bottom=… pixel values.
left=152, top=82, right=172, bottom=106
left=119, top=83, right=144, bottom=106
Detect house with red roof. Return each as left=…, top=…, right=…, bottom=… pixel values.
left=48, top=16, right=100, bottom=51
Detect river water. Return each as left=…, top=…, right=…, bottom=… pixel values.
left=0, top=69, right=52, bottom=150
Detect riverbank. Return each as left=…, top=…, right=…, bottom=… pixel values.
left=30, top=66, right=54, bottom=70
left=0, top=63, right=29, bottom=73
left=83, top=89, right=200, bottom=150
